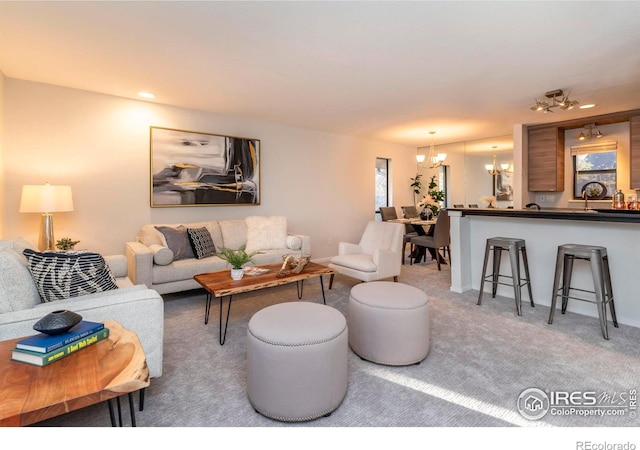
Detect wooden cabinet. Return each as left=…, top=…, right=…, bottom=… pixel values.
left=528, top=126, right=564, bottom=192
left=630, top=116, right=640, bottom=189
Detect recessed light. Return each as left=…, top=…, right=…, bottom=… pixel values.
left=138, top=92, right=155, bottom=99
left=579, top=104, right=596, bottom=109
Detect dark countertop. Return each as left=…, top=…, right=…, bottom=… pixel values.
left=449, top=207, right=640, bottom=224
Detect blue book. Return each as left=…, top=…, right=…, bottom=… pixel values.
left=12, top=328, right=110, bottom=366
left=16, top=320, right=105, bottom=353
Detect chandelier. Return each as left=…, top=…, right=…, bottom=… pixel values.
left=530, top=89, right=579, bottom=113
left=416, top=131, right=446, bottom=168
left=485, top=151, right=510, bottom=175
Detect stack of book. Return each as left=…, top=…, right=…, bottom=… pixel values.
left=11, top=320, right=110, bottom=367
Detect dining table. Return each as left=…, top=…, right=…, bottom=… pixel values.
left=388, top=217, right=444, bottom=264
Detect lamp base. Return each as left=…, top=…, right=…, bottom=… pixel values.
left=38, top=213, right=55, bottom=251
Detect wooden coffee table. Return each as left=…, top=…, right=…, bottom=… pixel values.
left=194, top=262, right=336, bottom=345
left=0, top=320, right=149, bottom=427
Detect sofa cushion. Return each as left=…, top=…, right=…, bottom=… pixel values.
left=245, top=216, right=287, bottom=253
left=219, top=220, right=247, bottom=250
left=149, top=244, right=174, bottom=266
left=187, top=227, right=216, bottom=259
left=155, top=225, right=195, bottom=261
left=0, top=248, right=42, bottom=312
left=23, top=249, right=119, bottom=303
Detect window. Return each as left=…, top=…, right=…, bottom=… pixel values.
left=438, top=165, right=449, bottom=206
left=375, top=158, right=390, bottom=214
left=572, top=143, right=618, bottom=199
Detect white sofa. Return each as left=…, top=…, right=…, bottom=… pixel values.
left=125, top=217, right=311, bottom=295
left=0, top=238, right=164, bottom=378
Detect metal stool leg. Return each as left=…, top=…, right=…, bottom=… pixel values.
left=491, top=246, right=502, bottom=298
left=508, top=242, right=522, bottom=316
left=561, top=254, right=575, bottom=314
left=521, top=246, right=534, bottom=307
left=602, top=256, right=618, bottom=327
left=477, top=241, right=492, bottom=305
left=548, top=246, right=565, bottom=324
left=590, top=250, right=609, bottom=340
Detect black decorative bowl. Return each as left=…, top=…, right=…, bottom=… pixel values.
left=33, top=310, right=83, bottom=335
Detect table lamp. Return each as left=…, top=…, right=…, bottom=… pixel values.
left=19, top=183, right=74, bottom=251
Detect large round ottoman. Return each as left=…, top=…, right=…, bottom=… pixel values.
left=247, top=302, right=348, bottom=422
left=348, top=281, right=429, bottom=365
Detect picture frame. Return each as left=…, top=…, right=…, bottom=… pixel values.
left=494, top=172, right=513, bottom=201
left=150, top=126, right=260, bottom=207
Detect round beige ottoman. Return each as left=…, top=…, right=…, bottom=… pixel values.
left=247, top=302, right=348, bottom=422
left=348, top=281, right=429, bottom=365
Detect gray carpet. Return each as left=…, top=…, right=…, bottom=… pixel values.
left=38, top=259, right=640, bottom=429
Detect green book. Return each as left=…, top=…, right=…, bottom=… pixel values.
left=11, top=328, right=110, bottom=367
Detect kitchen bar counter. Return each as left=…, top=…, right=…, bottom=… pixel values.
left=450, top=207, right=640, bottom=224
left=448, top=208, right=640, bottom=328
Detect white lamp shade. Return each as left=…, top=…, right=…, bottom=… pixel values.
left=416, top=154, right=426, bottom=163
left=19, top=184, right=74, bottom=213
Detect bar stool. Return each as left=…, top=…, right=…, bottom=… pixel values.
left=548, top=244, right=618, bottom=340
left=477, top=237, right=534, bottom=316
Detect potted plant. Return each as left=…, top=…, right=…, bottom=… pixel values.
left=215, top=245, right=263, bottom=280
left=410, top=173, right=423, bottom=208
left=55, top=237, right=80, bottom=251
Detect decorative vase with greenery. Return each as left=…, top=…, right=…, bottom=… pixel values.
left=215, top=245, right=263, bottom=280
left=417, top=175, right=445, bottom=217
left=56, top=237, right=80, bottom=251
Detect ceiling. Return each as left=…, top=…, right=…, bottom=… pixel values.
left=2, top=1, right=640, bottom=149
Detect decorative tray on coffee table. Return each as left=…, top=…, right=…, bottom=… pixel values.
left=243, top=267, right=270, bottom=276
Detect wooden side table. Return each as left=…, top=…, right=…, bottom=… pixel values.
left=0, top=320, right=149, bottom=427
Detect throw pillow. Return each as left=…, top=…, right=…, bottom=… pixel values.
left=149, top=244, right=174, bottom=266
left=245, top=216, right=287, bottom=253
left=187, top=227, right=216, bottom=259
left=22, top=249, right=119, bottom=303
left=219, top=220, right=247, bottom=250
left=155, top=225, right=195, bottom=261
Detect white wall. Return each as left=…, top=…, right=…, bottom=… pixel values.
left=0, top=70, right=5, bottom=238
left=2, top=79, right=417, bottom=258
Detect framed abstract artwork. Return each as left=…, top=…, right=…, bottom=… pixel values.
left=150, top=127, right=260, bottom=207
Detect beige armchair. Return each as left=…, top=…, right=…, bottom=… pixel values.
left=328, top=221, right=404, bottom=288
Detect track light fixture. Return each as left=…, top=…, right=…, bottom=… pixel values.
left=577, top=123, right=603, bottom=141
left=530, top=89, right=579, bottom=113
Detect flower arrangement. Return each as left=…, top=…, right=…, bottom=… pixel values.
left=480, top=196, right=497, bottom=207
left=417, top=175, right=445, bottom=216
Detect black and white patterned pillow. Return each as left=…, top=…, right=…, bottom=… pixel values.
left=187, top=227, right=216, bottom=259
left=23, top=249, right=119, bottom=303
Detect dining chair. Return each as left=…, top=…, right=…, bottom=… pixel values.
left=401, top=206, right=419, bottom=219
left=398, top=206, right=420, bottom=264
left=379, top=207, right=398, bottom=221
left=410, top=209, right=451, bottom=270
left=380, top=206, right=417, bottom=264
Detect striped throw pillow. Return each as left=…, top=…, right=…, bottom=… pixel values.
left=23, top=249, right=118, bottom=303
